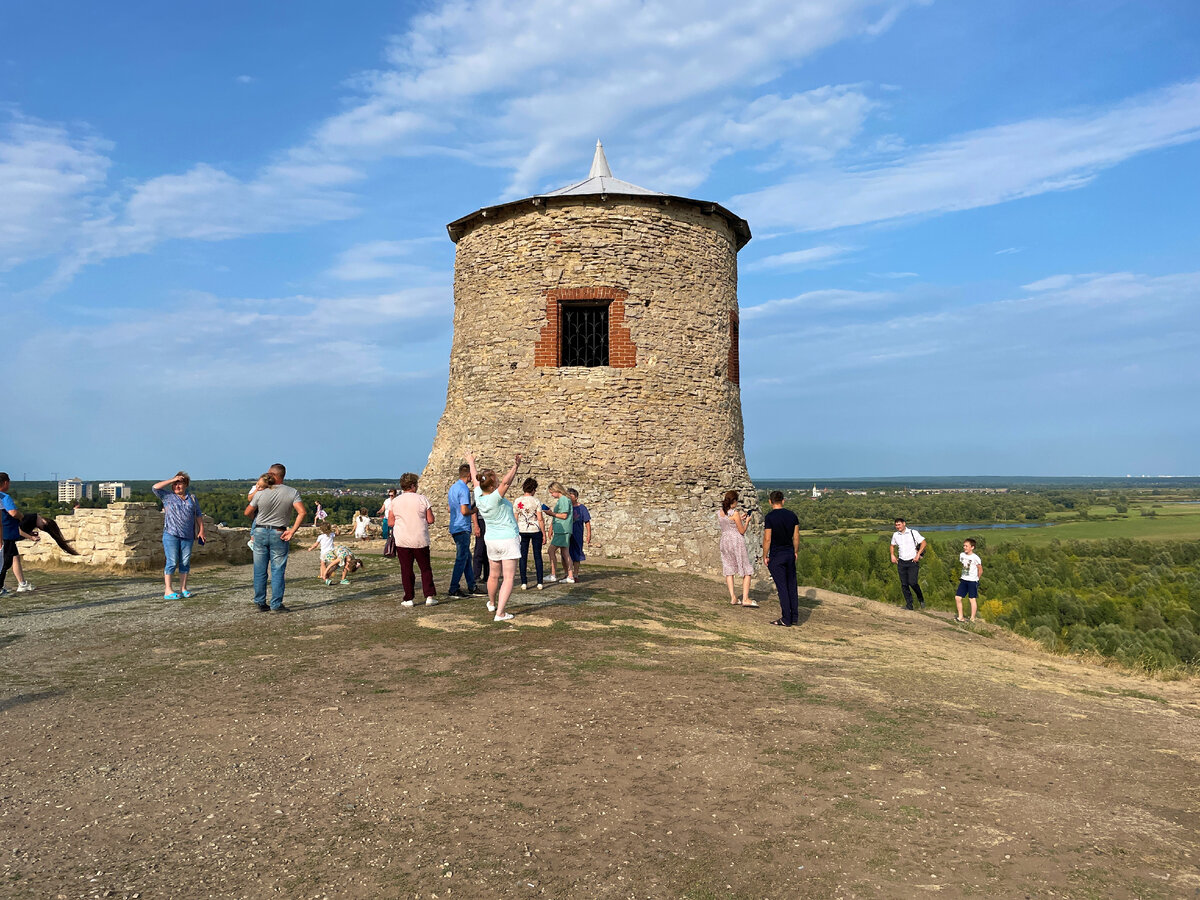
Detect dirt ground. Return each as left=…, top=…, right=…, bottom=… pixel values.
left=1, top=549, right=1198, bottom=899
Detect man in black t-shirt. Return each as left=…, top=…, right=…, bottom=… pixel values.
left=762, top=491, right=801, bottom=626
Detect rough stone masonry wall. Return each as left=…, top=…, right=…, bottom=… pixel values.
left=16, top=503, right=252, bottom=569
left=422, top=198, right=761, bottom=574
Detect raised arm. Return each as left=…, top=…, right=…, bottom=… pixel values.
left=465, top=451, right=480, bottom=491
left=735, top=509, right=749, bottom=535
left=497, top=454, right=522, bottom=498
left=153, top=474, right=184, bottom=492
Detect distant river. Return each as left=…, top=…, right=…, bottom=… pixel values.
left=919, top=522, right=1052, bottom=532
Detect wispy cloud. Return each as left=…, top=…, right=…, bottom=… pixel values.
left=742, top=270, right=1200, bottom=388
left=733, top=79, right=1200, bottom=231
left=994, top=247, right=1022, bottom=255
left=328, top=238, right=443, bottom=281
left=313, top=0, right=911, bottom=195
left=742, top=287, right=892, bottom=319
left=747, top=244, right=855, bottom=272
left=0, top=116, right=111, bottom=269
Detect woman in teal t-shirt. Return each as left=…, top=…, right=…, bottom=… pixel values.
left=465, top=450, right=521, bottom=622
left=545, top=482, right=573, bottom=584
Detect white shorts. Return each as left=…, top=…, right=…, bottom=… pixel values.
left=485, top=537, right=521, bottom=561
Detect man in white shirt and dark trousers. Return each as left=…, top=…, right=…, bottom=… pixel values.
left=889, top=517, right=926, bottom=610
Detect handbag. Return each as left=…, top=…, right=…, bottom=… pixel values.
left=382, top=535, right=397, bottom=558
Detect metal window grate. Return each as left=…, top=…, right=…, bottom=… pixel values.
left=561, top=304, right=609, bottom=366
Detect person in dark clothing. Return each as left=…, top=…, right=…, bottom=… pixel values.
left=762, top=491, right=800, bottom=626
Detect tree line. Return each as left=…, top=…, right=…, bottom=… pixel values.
left=797, top=534, right=1200, bottom=673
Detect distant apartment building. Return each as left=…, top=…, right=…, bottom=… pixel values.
left=98, top=482, right=131, bottom=501
left=58, top=478, right=95, bottom=503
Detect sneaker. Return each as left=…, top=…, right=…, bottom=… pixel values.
left=469, top=585, right=487, bottom=596
left=339, top=579, right=351, bottom=585
left=17, top=582, right=34, bottom=593
left=536, top=583, right=544, bottom=590
left=493, top=613, right=514, bottom=622
left=0, top=588, right=9, bottom=597
left=256, top=603, right=270, bottom=612
left=544, top=574, right=557, bottom=584
left=520, top=583, right=528, bottom=591
left=563, top=577, right=575, bottom=584
left=448, top=588, right=469, bottom=598
left=400, top=599, right=415, bottom=607
left=425, top=597, right=438, bottom=606
left=272, top=604, right=293, bottom=613
left=324, top=578, right=332, bottom=586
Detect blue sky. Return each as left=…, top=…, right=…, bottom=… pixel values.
left=2, top=0, right=1198, bottom=480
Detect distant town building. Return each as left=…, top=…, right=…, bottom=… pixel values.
left=812, top=485, right=822, bottom=499
left=58, top=478, right=95, bottom=503
left=98, top=482, right=131, bottom=501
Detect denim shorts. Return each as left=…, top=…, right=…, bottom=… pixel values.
left=163, top=533, right=194, bottom=574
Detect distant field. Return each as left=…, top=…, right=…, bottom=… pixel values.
left=997, top=504, right=1200, bottom=544
left=831, top=502, right=1200, bottom=545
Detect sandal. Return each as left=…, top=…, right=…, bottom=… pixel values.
left=164, top=592, right=181, bottom=600
left=742, top=601, right=759, bottom=608
left=730, top=599, right=741, bottom=606
left=181, top=590, right=193, bottom=598
left=769, top=618, right=790, bottom=627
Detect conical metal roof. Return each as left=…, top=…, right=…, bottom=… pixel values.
left=446, top=142, right=751, bottom=248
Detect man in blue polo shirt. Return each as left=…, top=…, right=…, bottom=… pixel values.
left=446, top=463, right=478, bottom=598
left=0, top=472, right=38, bottom=595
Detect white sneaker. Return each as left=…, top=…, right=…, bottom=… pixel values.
left=545, top=574, right=557, bottom=583
left=425, top=597, right=438, bottom=606
left=486, top=600, right=496, bottom=612
left=493, top=613, right=514, bottom=622
left=536, top=583, right=544, bottom=590
left=400, top=599, right=414, bottom=607
left=17, top=582, right=34, bottom=593
left=520, top=583, right=528, bottom=591
left=563, top=577, right=575, bottom=584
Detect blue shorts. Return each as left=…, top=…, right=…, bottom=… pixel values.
left=956, top=579, right=979, bottom=599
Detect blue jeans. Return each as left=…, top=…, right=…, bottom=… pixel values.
left=449, top=529, right=475, bottom=592
left=163, top=533, right=194, bottom=574
left=253, top=525, right=290, bottom=609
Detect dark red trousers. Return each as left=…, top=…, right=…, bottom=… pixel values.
left=397, top=546, right=436, bottom=601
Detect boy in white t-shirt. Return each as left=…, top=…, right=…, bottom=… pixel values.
left=955, top=538, right=983, bottom=623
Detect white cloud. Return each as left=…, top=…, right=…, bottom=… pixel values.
left=328, top=238, right=442, bottom=281
left=733, top=79, right=1200, bottom=231
left=747, top=244, right=855, bottom=272
left=0, top=117, right=111, bottom=269
left=312, top=0, right=911, bottom=194
left=742, top=287, right=892, bottom=318
left=741, top=270, right=1200, bottom=389
left=236, top=75, right=255, bottom=84
left=21, top=281, right=452, bottom=395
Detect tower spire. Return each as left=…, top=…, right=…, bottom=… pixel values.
left=588, top=139, right=613, bottom=179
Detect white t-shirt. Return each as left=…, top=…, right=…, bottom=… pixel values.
left=959, top=551, right=982, bottom=582
left=353, top=514, right=370, bottom=537
left=382, top=496, right=394, bottom=517
left=513, top=495, right=542, bottom=534
left=890, top=528, right=924, bottom=561
left=317, top=532, right=335, bottom=554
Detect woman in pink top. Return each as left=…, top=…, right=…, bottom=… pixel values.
left=390, top=472, right=437, bottom=607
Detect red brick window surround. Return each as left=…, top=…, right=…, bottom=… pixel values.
left=535, top=287, right=636, bottom=368
left=728, top=309, right=740, bottom=385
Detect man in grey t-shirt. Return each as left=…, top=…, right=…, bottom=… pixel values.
left=245, top=463, right=306, bottom=612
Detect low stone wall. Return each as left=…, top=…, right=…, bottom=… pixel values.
left=18, top=503, right=252, bottom=569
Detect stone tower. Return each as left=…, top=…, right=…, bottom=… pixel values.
left=422, top=142, right=758, bottom=573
